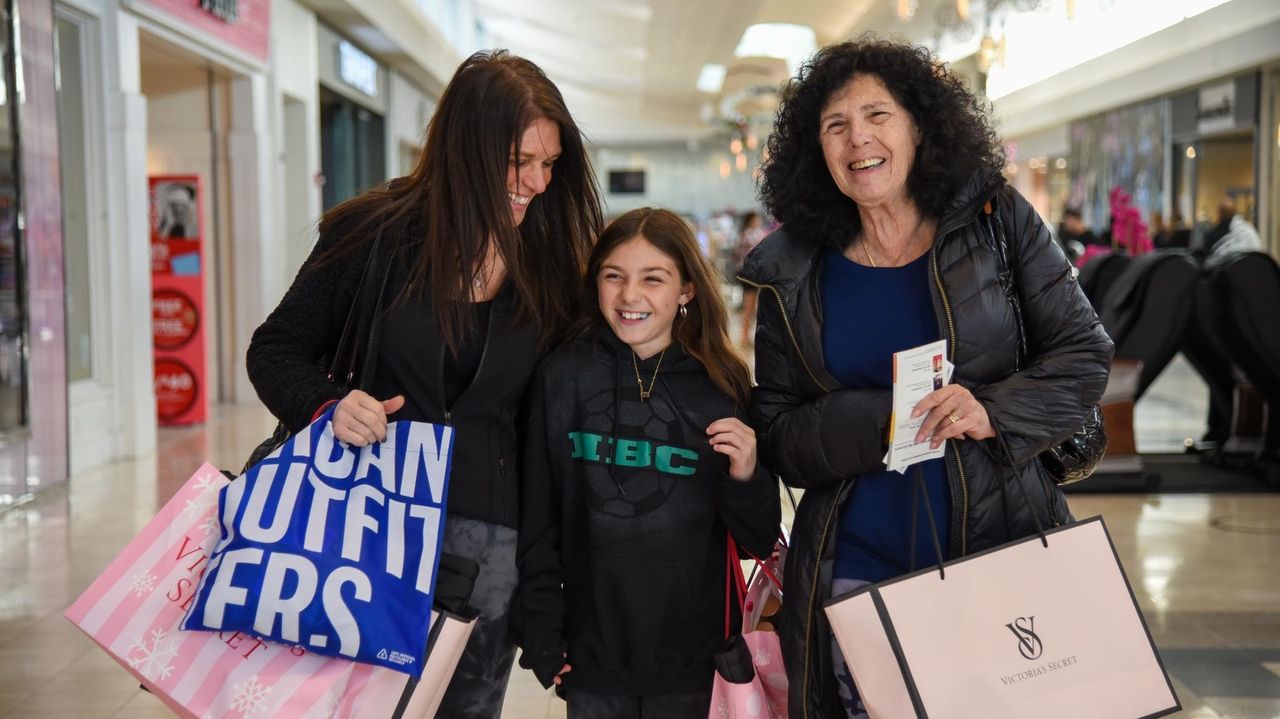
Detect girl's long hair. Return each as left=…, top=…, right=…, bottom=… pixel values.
left=578, top=208, right=752, bottom=408
left=316, top=49, right=602, bottom=351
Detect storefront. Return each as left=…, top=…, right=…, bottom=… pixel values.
left=0, top=0, right=67, bottom=504
left=1171, top=72, right=1262, bottom=238
left=49, top=0, right=274, bottom=475
left=317, top=24, right=388, bottom=211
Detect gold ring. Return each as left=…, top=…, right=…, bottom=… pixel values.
left=948, top=414, right=961, bottom=425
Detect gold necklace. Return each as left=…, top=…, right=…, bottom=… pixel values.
left=631, top=347, right=668, bottom=402
left=862, top=219, right=927, bottom=268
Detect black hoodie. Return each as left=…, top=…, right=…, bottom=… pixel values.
left=512, top=326, right=780, bottom=696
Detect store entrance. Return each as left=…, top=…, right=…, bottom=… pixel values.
left=139, top=34, right=239, bottom=418
left=1175, top=129, right=1257, bottom=244
left=319, top=87, right=386, bottom=211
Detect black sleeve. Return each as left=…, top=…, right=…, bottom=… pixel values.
left=716, top=405, right=783, bottom=559
left=749, top=286, right=892, bottom=488
left=245, top=229, right=371, bottom=432
left=511, top=367, right=569, bottom=689
left=973, top=188, right=1115, bottom=465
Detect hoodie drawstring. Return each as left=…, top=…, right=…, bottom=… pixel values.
left=609, top=355, right=627, bottom=496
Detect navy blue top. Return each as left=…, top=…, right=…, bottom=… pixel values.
left=820, top=248, right=952, bottom=582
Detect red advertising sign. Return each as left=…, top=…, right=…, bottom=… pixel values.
left=134, top=0, right=270, bottom=65
left=150, top=175, right=207, bottom=425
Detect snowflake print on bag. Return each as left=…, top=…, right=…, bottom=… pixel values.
left=314, top=685, right=342, bottom=718
left=229, top=675, right=273, bottom=716
left=128, top=572, right=157, bottom=597
left=182, top=472, right=221, bottom=519
left=753, top=647, right=772, bottom=666
left=197, top=514, right=221, bottom=536
left=127, top=628, right=180, bottom=681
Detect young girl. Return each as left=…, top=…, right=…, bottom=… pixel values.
left=513, top=208, right=781, bottom=718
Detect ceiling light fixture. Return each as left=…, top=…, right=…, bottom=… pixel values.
left=697, top=64, right=726, bottom=94
left=734, top=23, right=816, bottom=74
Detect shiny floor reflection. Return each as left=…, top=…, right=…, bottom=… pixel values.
left=1, top=394, right=1278, bottom=718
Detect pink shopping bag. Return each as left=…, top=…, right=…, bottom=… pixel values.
left=710, top=535, right=789, bottom=719
left=65, top=462, right=468, bottom=718
left=824, top=516, right=1180, bottom=719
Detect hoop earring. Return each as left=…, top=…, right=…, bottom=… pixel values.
left=679, top=303, right=688, bottom=319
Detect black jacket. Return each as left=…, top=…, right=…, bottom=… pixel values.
left=739, top=170, right=1114, bottom=719
left=245, top=219, right=540, bottom=528
left=512, top=328, right=780, bottom=696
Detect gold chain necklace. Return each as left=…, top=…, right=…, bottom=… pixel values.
left=631, top=347, right=668, bottom=402
left=862, top=219, right=927, bottom=268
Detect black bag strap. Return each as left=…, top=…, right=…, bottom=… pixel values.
left=327, top=230, right=392, bottom=391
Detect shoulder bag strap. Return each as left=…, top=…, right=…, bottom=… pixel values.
left=327, top=229, right=388, bottom=389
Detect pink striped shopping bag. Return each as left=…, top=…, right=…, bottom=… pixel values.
left=64, top=462, right=462, bottom=718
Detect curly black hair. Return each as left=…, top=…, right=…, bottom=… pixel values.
left=759, top=36, right=1005, bottom=250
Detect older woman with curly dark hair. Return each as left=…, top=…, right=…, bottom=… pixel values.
left=738, top=38, right=1113, bottom=718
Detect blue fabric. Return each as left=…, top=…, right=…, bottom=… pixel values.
left=820, top=248, right=951, bottom=583
left=182, top=406, right=454, bottom=676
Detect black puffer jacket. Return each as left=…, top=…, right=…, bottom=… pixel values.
left=738, top=170, right=1114, bottom=719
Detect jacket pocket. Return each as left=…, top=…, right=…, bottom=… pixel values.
left=583, top=550, right=697, bottom=674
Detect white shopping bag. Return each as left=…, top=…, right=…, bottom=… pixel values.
left=824, top=516, right=1179, bottom=719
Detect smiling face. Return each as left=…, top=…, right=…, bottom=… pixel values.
left=506, top=117, right=561, bottom=226
left=597, top=236, right=695, bottom=359
left=819, top=73, right=921, bottom=211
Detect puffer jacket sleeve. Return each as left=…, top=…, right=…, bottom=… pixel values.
left=245, top=228, right=370, bottom=432
left=973, top=188, right=1114, bottom=465
left=750, top=285, right=892, bottom=489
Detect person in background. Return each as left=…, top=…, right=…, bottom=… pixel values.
left=742, top=38, right=1113, bottom=718
left=515, top=207, right=779, bottom=719
left=1203, top=196, right=1261, bottom=265
left=1060, top=206, right=1099, bottom=248
left=245, top=50, right=603, bottom=717
left=735, top=211, right=767, bottom=345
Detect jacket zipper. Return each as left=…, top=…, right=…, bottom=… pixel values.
left=802, top=478, right=847, bottom=719
left=930, top=245, right=969, bottom=556
left=737, top=277, right=832, bottom=392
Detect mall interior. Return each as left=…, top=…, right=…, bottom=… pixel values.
left=0, top=0, right=1278, bottom=716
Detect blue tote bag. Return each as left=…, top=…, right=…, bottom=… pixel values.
left=182, top=405, right=454, bottom=677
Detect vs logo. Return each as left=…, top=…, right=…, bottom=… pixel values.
left=1006, top=616, right=1043, bottom=660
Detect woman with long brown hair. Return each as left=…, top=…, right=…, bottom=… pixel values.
left=246, top=49, right=602, bottom=715
left=513, top=208, right=779, bottom=718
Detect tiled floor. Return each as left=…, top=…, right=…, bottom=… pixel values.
left=1, top=354, right=1278, bottom=718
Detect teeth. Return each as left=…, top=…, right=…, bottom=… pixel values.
left=508, top=193, right=531, bottom=206
left=621, top=311, right=650, bottom=320
left=850, top=158, right=885, bottom=170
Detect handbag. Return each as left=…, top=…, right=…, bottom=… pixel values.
left=242, top=232, right=392, bottom=473
left=823, top=441, right=1179, bottom=719
left=709, top=534, right=788, bottom=719
left=65, top=462, right=475, bottom=718
left=986, top=196, right=1108, bottom=484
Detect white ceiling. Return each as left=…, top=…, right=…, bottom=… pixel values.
left=471, top=0, right=908, bottom=144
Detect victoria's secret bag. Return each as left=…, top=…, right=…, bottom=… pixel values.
left=986, top=197, right=1107, bottom=484
left=242, top=233, right=391, bottom=473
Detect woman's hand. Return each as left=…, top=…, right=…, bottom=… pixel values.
left=708, top=418, right=758, bottom=481
left=554, top=658, right=572, bottom=686
left=332, top=390, right=406, bottom=446
left=912, top=385, right=994, bottom=449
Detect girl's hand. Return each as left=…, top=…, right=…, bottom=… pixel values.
left=332, top=390, right=406, bottom=446
left=707, top=418, right=758, bottom=481
left=554, top=661, right=572, bottom=686
left=911, top=385, right=994, bottom=449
